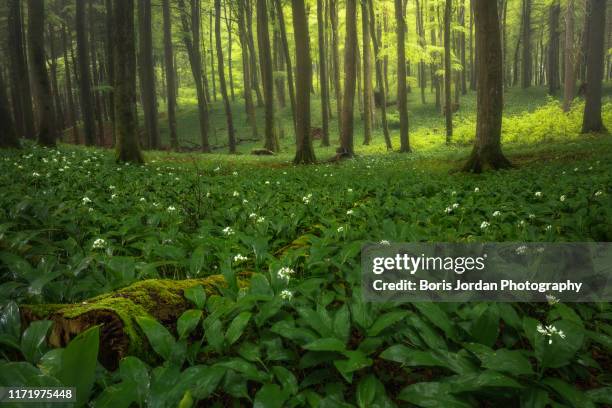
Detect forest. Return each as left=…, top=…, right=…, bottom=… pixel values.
left=0, top=0, right=611, bottom=406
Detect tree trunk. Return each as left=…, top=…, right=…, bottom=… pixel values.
left=246, top=1, right=264, bottom=107
left=208, top=11, right=217, bottom=103
left=548, top=0, right=561, bottom=95
left=28, top=0, right=56, bottom=147
left=563, top=0, right=576, bottom=112
left=223, top=2, right=235, bottom=102
left=48, top=26, right=65, bottom=134
left=138, top=0, right=160, bottom=149
left=61, top=24, right=79, bottom=143
left=293, top=0, right=316, bottom=164
left=89, top=0, right=106, bottom=145
left=21, top=277, right=228, bottom=371
left=395, top=0, right=410, bottom=153
left=113, top=0, right=144, bottom=163
left=463, top=0, right=511, bottom=173
left=215, top=0, right=237, bottom=153
left=340, top=0, right=358, bottom=156
left=460, top=0, right=467, bottom=94
left=330, top=0, right=343, bottom=135
left=105, top=0, right=116, bottom=140
left=76, top=0, right=96, bottom=146
left=162, top=0, right=179, bottom=150
left=7, top=0, right=35, bottom=139
left=416, top=0, right=427, bottom=104
left=178, top=0, right=211, bottom=152
left=317, top=0, right=330, bottom=147
left=0, top=70, right=21, bottom=148
left=361, top=0, right=373, bottom=146
left=521, top=0, right=532, bottom=88
left=444, top=0, right=453, bottom=143
left=259, top=0, right=279, bottom=152
left=273, top=0, right=297, bottom=131
left=581, top=0, right=607, bottom=133
left=238, top=0, right=259, bottom=140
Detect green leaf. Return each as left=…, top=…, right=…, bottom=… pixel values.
left=399, top=382, right=471, bottom=407
left=136, top=316, right=176, bottom=361
left=225, top=312, right=252, bottom=346
left=184, top=285, right=207, bottom=309
left=356, top=374, right=378, bottom=408
left=254, top=383, right=288, bottom=408
left=205, top=318, right=224, bottom=351
left=192, top=365, right=226, bottom=399
left=20, top=320, right=53, bottom=363
left=0, top=301, right=21, bottom=340
left=304, top=338, right=346, bottom=352
left=464, top=343, right=533, bottom=376
left=333, top=305, right=351, bottom=343
left=119, top=356, right=150, bottom=404
left=272, top=366, right=298, bottom=396
left=367, top=311, right=409, bottom=336
left=177, top=310, right=202, bottom=340
left=470, top=304, right=499, bottom=347
left=334, top=351, right=373, bottom=383
left=543, top=377, right=595, bottom=408
left=189, top=246, right=206, bottom=276
left=520, top=387, right=550, bottom=408
left=56, top=325, right=100, bottom=407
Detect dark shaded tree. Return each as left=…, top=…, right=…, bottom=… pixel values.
left=330, top=0, right=343, bottom=133
left=215, top=0, right=237, bottom=153
left=317, top=0, right=330, bottom=146
left=444, top=0, right=453, bottom=143
left=76, top=0, right=96, bottom=145
left=273, top=0, right=297, bottom=129
left=237, top=0, right=258, bottom=139
left=0, top=71, right=21, bottom=148
left=361, top=0, right=373, bottom=145
left=258, top=0, right=279, bottom=151
left=162, top=0, right=178, bottom=150
left=548, top=0, right=561, bottom=94
left=138, top=0, right=160, bottom=149
left=463, top=0, right=511, bottom=172
left=395, top=0, right=410, bottom=153
left=340, top=0, right=358, bottom=156
left=521, top=0, right=532, bottom=88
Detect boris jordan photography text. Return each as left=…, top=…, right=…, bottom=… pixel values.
left=362, top=243, right=612, bottom=302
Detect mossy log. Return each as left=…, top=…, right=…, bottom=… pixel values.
left=21, top=276, right=228, bottom=370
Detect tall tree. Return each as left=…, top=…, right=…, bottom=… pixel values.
left=113, top=0, right=143, bottom=163
left=237, top=0, right=258, bottom=140
left=7, top=0, right=35, bottom=139
left=61, top=23, right=79, bottom=143
left=223, top=2, right=236, bottom=102
left=330, top=0, right=343, bottom=133
left=76, top=0, right=96, bottom=145
left=581, top=0, right=607, bottom=133
left=293, top=0, right=316, bottom=164
left=246, top=0, right=264, bottom=107
left=273, top=0, right=297, bottom=129
left=138, top=0, right=160, bottom=149
left=361, top=0, right=373, bottom=145
left=178, top=0, right=210, bottom=152
left=215, top=0, right=237, bottom=153
left=0, top=71, right=21, bottom=148
left=162, top=0, right=179, bottom=150
left=395, top=0, right=410, bottom=153
left=548, top=0, right=561, bottom=94
left=28, top=0, right=56, bottom=147
left=318, top=0, right=330, bottom=146
left=340, top=0, right=358, bottom=156
left=521, top=0, right=532, bottom=88
left=563, top=0, right=576, bottom=112
left=258, top=0, right=279, bottom=151
left=463, top=0, right=511, bottom=172
left=444, top=0, right=453, bottom=143
left=105, top=0, right=115, bottom=132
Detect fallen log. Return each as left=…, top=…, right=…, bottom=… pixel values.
left=20, top=276, right=228, bottom=370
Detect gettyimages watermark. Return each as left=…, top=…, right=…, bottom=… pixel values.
left=362, top=243, right=612, bottom=302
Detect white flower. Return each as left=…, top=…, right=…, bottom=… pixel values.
left=560, top=195, right=566, bottom=202
left=535, top=192, right=542, bottom=198
left=242, top=199, right=249, bottom=204
left=167, top=206, right=177, bottom=212
left=452, top=203, right=460, bottom=209
left=214, top=166, right=220, bottom=172
left=574, top=167, right=578, bottom=172
left=337, top=226, right=345, bottom=233
left=492, top=211, right=501, bottom=217
left=111, top=194, right=117, bottom=200
left=222, top=226, right=235, bottom=236
left=109, top=185, right=116, bottom=190
left=445, top=207, right=453, bottom=214
left=92, top=238, right=106, bottom=249
left=233, top=191, right=240, bottom=197
left=233, top=171, right=238, bottom=176
left=528, top=213, right=536, bottom=219
left=515, top=245, right=527, bottom=255
left=153, top=202, right=160, bottom=208
left=277, top=267, right=295, bottom=281
left=480, top=221, right=490, bottom=229
left=82, top=197, right=92, bottom=204
left=595, top=191, right=603, bottom=197
left=233, top=254, right=248, bottom=263
left=206, top=192, right=211, bottom=198
left=256, top=216, right=265, bottom=223
left=302, top=194, right=312, bottom=204
left=346, top=209, right=354, bottom=215
left=546, top=294, right=560, bottom=305
left=88, top=207, right=94, bottom=213
left=139, top=197, right=146, bottom=202
left=347, top=188, right=353, bottom=193
left=379, top=240, right=391, bottom=246
left=249, top=213, right=257, bottom=219
left=280, top=289, right=293, bottom=301
left=451, top=191, right=457, bottom=196
left=545, top=225, right=552, bottom=231
left=32, top=172, right=40, bottom=177
left=518, top=220, right=526, bottom=227
left=474, top=187, right=479, bottom=193
left=265, top=181, right=270, bottom=185
left=536, top=324, right=566, bottom=344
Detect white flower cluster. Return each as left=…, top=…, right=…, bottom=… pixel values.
left=303, top=193, right=313, bottom=204
left=277, top=267, right=295, bottom=281
left=222, top=226, right=235, bottom=236
left=92, top=238, right=106, bottom=250
left=534, top=192, right=542, bottom=198
left=536, top=324, right=566, bottom=344
left=234, top=254, right=248, bottom=263
left=280, top=289, right=293, bottom=301
left=480, top=221, right=490, bottom=229
left=515, top=245, right=527, bottom=255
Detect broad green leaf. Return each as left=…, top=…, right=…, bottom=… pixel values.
left=177, top=309, right=202, bottom=340
left=543, top=377, right=595, bottom=408
left=136, top=316, right=176, bottom=361
left=192, top=365, right=226, bottom=399
left=184, top=285, right=207, bottom=309
left=303, top=338, right=346, bottom=352
left=399, top=382, right=471, bottom=408
left=0, top=301, right=21, bottom=340
left=367, top=311, right=409, bottom=336
left=225, top=312, right=252, bottom=346
left=272, top=366, right=298, bottom=396
left=20, top=319, right=53, bottom=363
left=254, top=383, right=288, bottom=408
left=356, top=374, right=378, bottom=408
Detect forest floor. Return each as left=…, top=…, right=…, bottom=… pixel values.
left=1, top=87, right=612, bottom=406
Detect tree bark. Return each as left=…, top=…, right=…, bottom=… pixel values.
left=293, top=0, right=316, bottom=164
left=246, top=0, right=264, bottom=107
left=76, top=0, right=97, bottom=146
left=463, top=0, right=511, bottom=173
left=138, top=0, right=160, bottom=149
left=238, top=0, right=259, bottom=140
left=61, top=24, right=79, bottom=143
left=548, top=0, right=561, bottom=95
left=113, top=0, right=144, bottom=163
left=581, top=0, right=607, bottom=133
left=28, top=0, right=56, bottom=147
left=105, top=0, right=116, bottom=137
left=215, top=0, right=237, bottom=153
left=0, top=70, right=21, bottom=148
left=273, top=0, right=297, bottom=131
left=89, top=0, right=106, bottom=145
left=340, top=0, right=358, bottom=156
left=162, top=0, right=179, bottom=150
left=330, top=0, right=343, bottom=135
left=563, top=0, right=576, bottom=112
left=258, top=0, right=279, bottom=152
left=318, top=0, right=330, bottom=146
left=223, top=2, right=236, bottom=102
left=395, top=0, right=410, bottom=153
left=521, top=0, right=532, bottom=88
left=361, top=0, right=373, bottom=146
left=444, top=0, right=453, bottom=143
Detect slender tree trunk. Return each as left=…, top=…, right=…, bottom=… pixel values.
left=330, top=0, right=343, bottom=135
left=0, top=71, right=21, bottom=148
left=238, top=0, right=258, bottom=139
left=61, top=24, right=79, bottom=143
left=138, top=0, right=160, bottom=149
left=563, top=0, right=576, bottom=112
left=463, top=0, right=511, bottom=173
left=7, top=0, right=35, bottom=139
left=317, top=0, right=330, bottom=146
left=430, top=4, right=441, bottom=109
left=48, top=26, right=65, bottom=133
left=223, top=2, right=235, bottom=102
left=293, top=0, right=316, bottom=164
left=28, top=0, right=56, bottom=147
left=581, top=0, right=607, bottom=133
left=246, top=1, right=264, bottom=107
left=396, top=0, right=410, bottom=153
left=416, top=0, right=427, bottom=104
left=521, top=0, right=532, bottom=88
left=444, top=0, right=453, bottom=143
left=208, top=11, right=217, bottom=103
left=105, top=0, right=115, bottom=139
left=258, top=0, right=279, bottom=152
left=460, top=0, right=467, bottom=94
left=274, top=0, right=297, bottom=130
left=340, top=0, right=358, bottom=156
left=548, top=0, right=561, bottom=94
left=162, top=0, right=179, bottom=150
left=178, top=0, right=210, bottom=152
left=89, top=0, right=106, bottom=145
left=76, top=0, right=96, bottom=145
left=361, top=0, right=373, bottom=145
left=215, top=0, right=237, bottom=153
left=272, top=10, right=286, bottom=109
